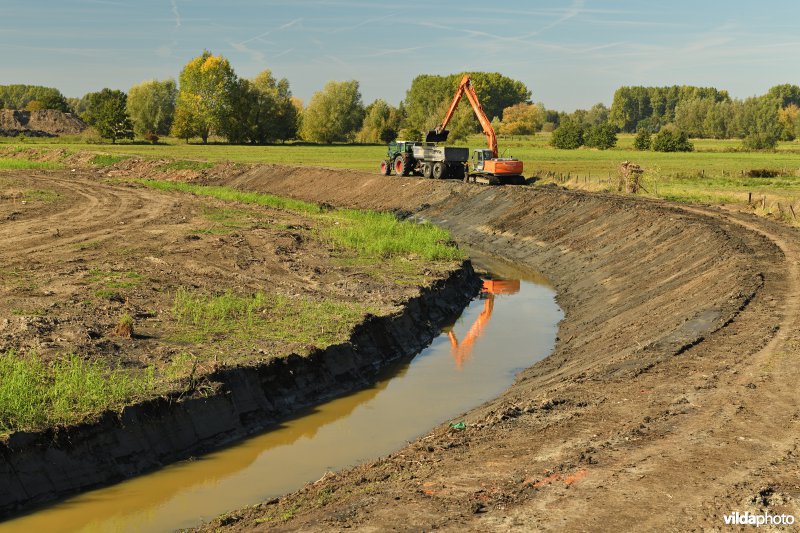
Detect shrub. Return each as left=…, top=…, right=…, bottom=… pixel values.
left=652, top=126, right=694, bottom=152
left=143, top=131, right=160, bottom=144
left=584, top=123, right=618, bottom=150
left=742, top=132, right=778, bottom=151
left=633, top=129, right=652, bottom=150
left=550, top=122, right=584, bottom=149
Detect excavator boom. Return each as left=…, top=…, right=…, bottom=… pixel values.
left=427, top=74, right=498, bottom=158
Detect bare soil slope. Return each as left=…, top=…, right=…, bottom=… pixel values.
left=198, top=166, right=800, bottom=531
left=0, top=110, right=86, bottom=137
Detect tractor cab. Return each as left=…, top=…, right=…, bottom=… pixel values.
left=471, top=149, right=494, bottom=172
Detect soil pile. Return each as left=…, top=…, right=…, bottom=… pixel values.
left=0, top=109, right=87, bottom=137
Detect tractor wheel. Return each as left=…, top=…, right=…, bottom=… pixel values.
left=380, top=160, right=390, bottom=176
left=422, top=163, right=433, bottom=179
left=394, top=155, right=412, bottom=176
left=432, top=162, right=445, bottom=179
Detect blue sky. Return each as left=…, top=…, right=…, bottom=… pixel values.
left=2, top=1, right=799, bottom=111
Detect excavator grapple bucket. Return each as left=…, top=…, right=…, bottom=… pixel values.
left=425, top=129, right=450, bottom=143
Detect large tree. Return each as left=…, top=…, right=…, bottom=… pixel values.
left=81, top=88, right=133, bottom=143
left=300, top=80, right=364, bottom=144
left=126, top=79, right=177, bottom=137
left=499, top=103, right=544, bottom=135
left=356, top=99, right=403, bottom=143
left=223, top=70, right=298, bottom=144
left=172, top=51, right=238, bottom=143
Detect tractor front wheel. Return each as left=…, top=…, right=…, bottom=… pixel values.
left=380, top=160, right=390, bottom=175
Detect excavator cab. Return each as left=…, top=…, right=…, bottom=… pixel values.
left=471, top=149, right=494, bottom=172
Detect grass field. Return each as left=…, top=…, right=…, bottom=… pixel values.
left=4, top=133, right=800, bottom=222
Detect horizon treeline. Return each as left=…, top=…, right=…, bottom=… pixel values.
left=1, top=51, right=798, bottom=148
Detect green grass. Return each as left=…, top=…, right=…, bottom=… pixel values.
left=0, top=157, right=63, bottom=170
left=0, top=351, right=155, bottom=433
left=140, top=180, right=463, bottom=261
left=22, top=189, right=60, bottom=202
left=327, top=209, right=460, bottom=261
left=171, top=288, right=372, bottom=347
left=90, top=154, right=128, bottom=166
left=141, top=179, right=323, bottom=214
left=87, top=269, right=142, bottom=289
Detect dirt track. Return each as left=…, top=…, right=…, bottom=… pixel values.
left=197, top=166, right=800, bottom=531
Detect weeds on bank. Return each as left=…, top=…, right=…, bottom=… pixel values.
left=141, top=180, right=321, bottom=214
left=0, top=351, right=156, bottom=434
left=139, top=180, right=463, bottom=262
left=0, top=158, right=63, bottom=170
left=90, top=154, right=128, bottom=166
left=171, top=288, right=370, bottom=348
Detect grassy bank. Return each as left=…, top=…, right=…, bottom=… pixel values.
left=0, top=175, right=463, bottom=435
left=140, top=180, right=463, bottom=261
left=0, top=157, right=63, bottom=170
left=0, top=351, right=156, bottom=433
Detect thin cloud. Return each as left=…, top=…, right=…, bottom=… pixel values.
left=272, top=48, right=294, bottom=59
left=362, top=45, right=428, bottom=58
left=229, top=40, right=266, bottom=63
left=170, top=0, right=181, bottom=29
left=329, top=13, right=396, bottom=34
left=239, top=18, right=302, bottom=45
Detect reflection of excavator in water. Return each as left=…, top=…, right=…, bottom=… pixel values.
left=446, top=278, right=521, bottom=369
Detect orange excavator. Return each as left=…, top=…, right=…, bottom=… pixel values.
left=427, top=74, right=525, bottom=185
left=447, top=278, right=521, bottom=369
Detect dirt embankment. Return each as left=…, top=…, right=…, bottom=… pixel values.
left=0, top=109, right=86, bottom=137
left=197, top=166, right=800, bottom=531
left=0, top=167, right=479, bottom=516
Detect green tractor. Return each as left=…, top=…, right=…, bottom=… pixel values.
left=380, top=141, right=420, bottom=176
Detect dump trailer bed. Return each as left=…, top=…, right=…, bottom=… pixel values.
left=411, top=144, right=469, bottom=163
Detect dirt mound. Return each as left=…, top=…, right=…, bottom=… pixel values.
left=0, top=109, right=87, bottom=137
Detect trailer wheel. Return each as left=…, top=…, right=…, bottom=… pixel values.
left=432, top=162, right=445, bottom=179
left=422, top=163, right=433, bottom=179
left=380, top=160, right=391, bottom=176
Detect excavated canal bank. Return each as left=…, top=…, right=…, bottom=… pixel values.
left=2, top=156, right=798, bottom=530
left=197, top=165, right=799, bottom=531
left=0, top=258, right=480, bottom=518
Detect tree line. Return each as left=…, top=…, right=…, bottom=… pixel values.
left=1, top=57, right=799, bottom=150
left=606, top=84, right=800, bottom=149
left=0, top=53, right=533, bottom=145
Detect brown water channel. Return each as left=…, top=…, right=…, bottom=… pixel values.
left=1, top=259, right=561, bottom=532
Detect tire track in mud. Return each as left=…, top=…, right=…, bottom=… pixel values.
left=1, top=171, right=173, bottom=262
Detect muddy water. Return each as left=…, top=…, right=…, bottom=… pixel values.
left=1, top=258, right=561, bottom=532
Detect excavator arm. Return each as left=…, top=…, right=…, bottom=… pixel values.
left=427, top=74, right=498, bottom=158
